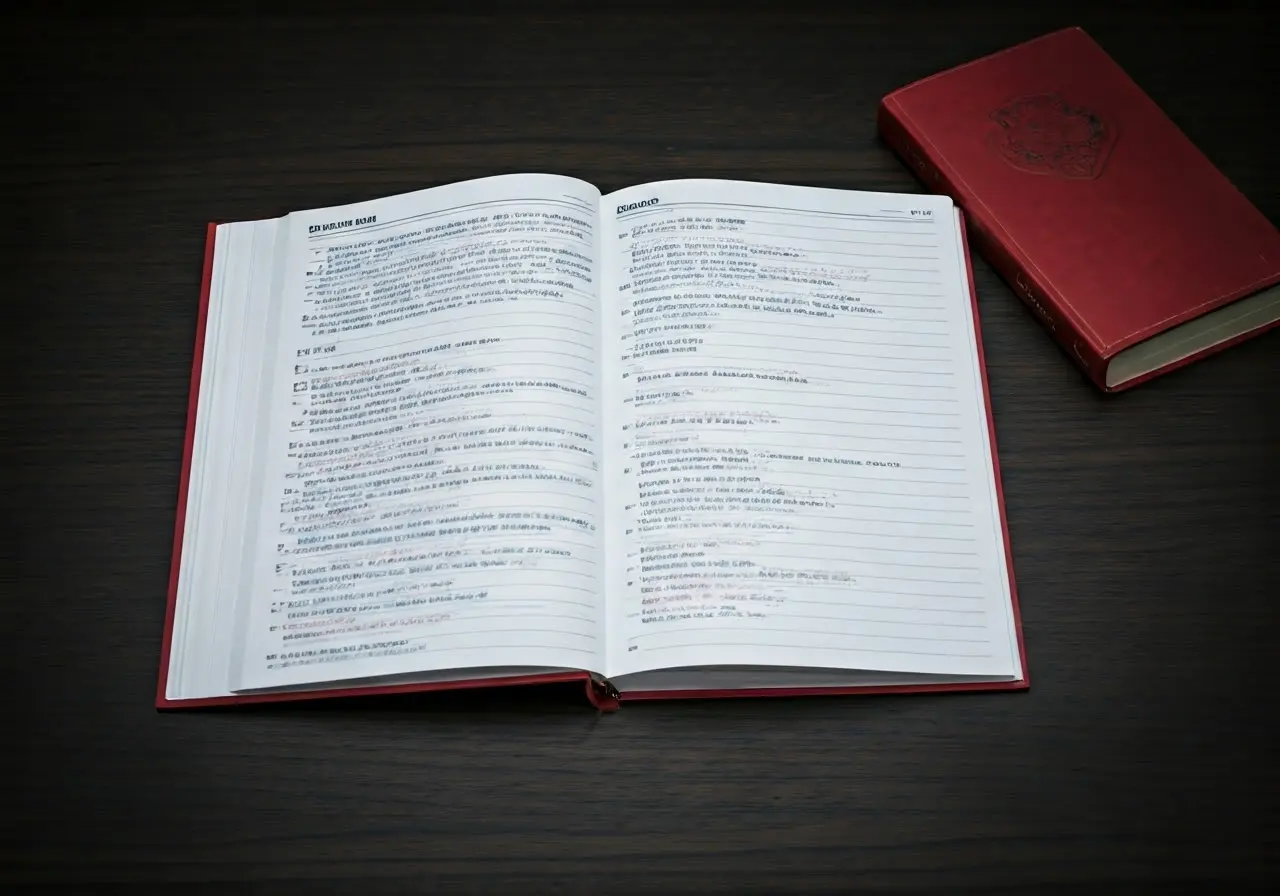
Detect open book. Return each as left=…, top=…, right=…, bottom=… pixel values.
left=158, top=174, right=1027, bottom=710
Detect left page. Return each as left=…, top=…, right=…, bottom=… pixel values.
left=229, top=174, right=606, bottom=692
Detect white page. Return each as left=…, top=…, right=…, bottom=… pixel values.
left=168, top=218, right=285, bottom=701
left=232, top=174, right=607, bottom=691
left=599, top=179, right=1019, bottom=680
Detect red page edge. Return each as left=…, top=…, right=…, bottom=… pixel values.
left=155, top=224, right=597, bottom=711
left=619, top=211, right=1030, bottom=703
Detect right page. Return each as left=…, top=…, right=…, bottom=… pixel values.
left=599, top=179, right=1021, bottom=686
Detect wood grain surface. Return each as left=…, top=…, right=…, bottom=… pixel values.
left=5, top=2, right=1278, bottom=892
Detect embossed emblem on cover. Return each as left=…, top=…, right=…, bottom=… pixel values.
left=986, top=93, right=1116, bottom=179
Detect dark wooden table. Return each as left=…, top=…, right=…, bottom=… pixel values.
left=6, top=2, right=1278, bottom=892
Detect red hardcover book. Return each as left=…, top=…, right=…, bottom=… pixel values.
left=159, top=176, right=1027, bottom=710
left=878, top=27, right=1280, bottom=391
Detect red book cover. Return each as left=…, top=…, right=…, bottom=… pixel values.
left=878, top=27, right=1280, bottom=391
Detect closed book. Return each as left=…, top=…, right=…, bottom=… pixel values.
left=878, top=26, right=1280, bottom=391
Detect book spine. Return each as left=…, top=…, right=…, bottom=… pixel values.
left=876, top=97, right=1108, bottom=388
